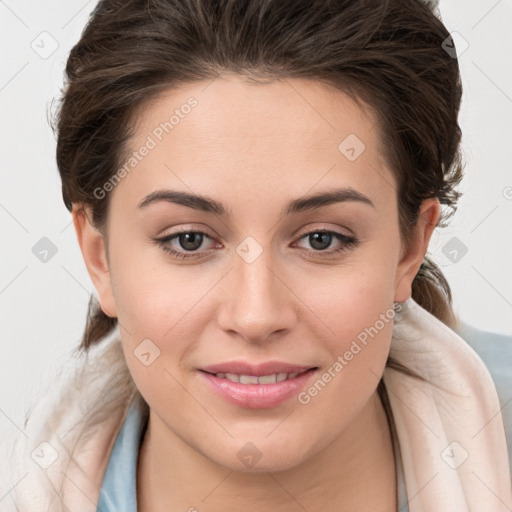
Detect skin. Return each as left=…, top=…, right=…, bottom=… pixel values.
left=73, top=75, right=440, bottom=511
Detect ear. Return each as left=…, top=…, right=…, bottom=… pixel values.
left=394, top=198, right=441, bottom=302
left=72, top=204, right=117, bottom=318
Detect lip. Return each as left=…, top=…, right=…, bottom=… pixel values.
left=200, top=360, right=314, bottom=376
left=198, top=364, right=318, bottom=409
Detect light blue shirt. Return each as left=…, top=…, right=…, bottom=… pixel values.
left=96, top=322, right=512, bottom=512
left=96, top=394, right=148, bottom=512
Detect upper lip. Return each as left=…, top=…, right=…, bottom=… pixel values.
left=200, top=361, right=316, bottom=376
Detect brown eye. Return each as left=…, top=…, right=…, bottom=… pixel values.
left=155, top=230, right=216, bottom=260
left=177, top=232, right=204, bottom=251
left=308, top=232, right=333, bottom=251
left=295, top=230, right=358, bottom=257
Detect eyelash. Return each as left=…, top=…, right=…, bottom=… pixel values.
left=154, top=229, right=359, bottom=260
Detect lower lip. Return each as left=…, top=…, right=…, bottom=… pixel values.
left=198, top=369, right=318, bottom=409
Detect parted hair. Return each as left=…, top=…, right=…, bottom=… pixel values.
left=52, top=0, right=464, bottom=377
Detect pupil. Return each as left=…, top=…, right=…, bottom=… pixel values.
left=180, top=232, right=202, bottom=251
left=310, top=232, right=331, bottom=250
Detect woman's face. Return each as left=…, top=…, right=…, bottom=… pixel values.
left=77, top=75, right=437, bottom=472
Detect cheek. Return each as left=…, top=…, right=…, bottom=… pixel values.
left=297, top=255, right=398, bottom=345
left=294, top=254, right=397, bottom=396
left=113, top=264, right=208, bottom=409
left=108, top=234, right=200, bottom=333
left=108, top=244, right=227, bottom=390
left=293, top=275, right=396, bottom=438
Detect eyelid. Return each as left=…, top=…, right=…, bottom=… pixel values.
left=292, top=228, right=358, bottom=254
left=157, top=228, right=219, bottom=251
left=158, top=224, right=217, bottom=238
left=294, top=223, right=355, bottom=239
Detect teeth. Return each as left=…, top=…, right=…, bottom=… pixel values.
left=239, top=375, right=259, bottom=384
left=258, top=374, right=277, bottom=384
left=215, top=371, right=307, bottom=384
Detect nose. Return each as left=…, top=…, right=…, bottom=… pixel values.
left=216, top=243, right=297, bottom=344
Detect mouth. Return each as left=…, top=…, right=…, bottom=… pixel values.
left=198, top=363, right=319, bottom=409
left=200, top=368, right=314, bottom=384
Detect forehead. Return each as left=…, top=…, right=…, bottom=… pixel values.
left=112, top=75, right=395, bottom=212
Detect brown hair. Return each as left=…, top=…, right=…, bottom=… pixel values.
left=52, top=0, right=464, bottom=368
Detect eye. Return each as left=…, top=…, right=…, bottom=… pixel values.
left=154, top=230, right=217, bottom=259
left=293, top=229, right=358, bottom=257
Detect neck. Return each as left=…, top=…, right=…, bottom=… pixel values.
left=137, top=389, right=397, bottom=512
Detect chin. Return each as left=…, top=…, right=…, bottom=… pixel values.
left=232, top=456, right=306, bottom=474
left=205, top=440, right=312, bottom=474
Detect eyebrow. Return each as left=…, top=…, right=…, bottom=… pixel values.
left=138, top=187, right=375, bottom=216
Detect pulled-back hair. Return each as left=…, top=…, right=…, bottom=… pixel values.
left=52, top=0, right=464, bottom=362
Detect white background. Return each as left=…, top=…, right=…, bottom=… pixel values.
left=1, top=1, right=511, bottom=440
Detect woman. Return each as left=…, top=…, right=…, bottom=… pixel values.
left=1, top=0, right=511, bottom=510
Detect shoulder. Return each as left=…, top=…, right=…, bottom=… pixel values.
left=455, top=321, right=512, bottom=472
left=455, top=321, right=512, bottom=403
left=0, top=333, right=137, bottom=510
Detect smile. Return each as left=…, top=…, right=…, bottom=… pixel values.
left=199, top=367, right=318, bottom=409
left=208, top=369, right=310, bottom=384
